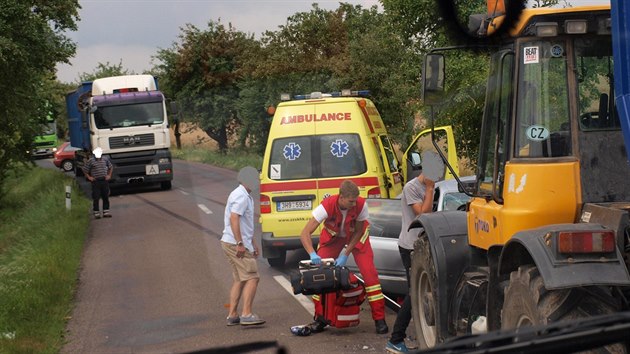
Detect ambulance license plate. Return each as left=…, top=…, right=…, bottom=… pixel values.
left=277, top=200, right=312, bottom=212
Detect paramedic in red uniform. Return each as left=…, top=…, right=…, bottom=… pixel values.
left=300, top=179, right=388, bottom=334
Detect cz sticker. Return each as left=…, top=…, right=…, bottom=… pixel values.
left=525, top=125, right=549, bottom=141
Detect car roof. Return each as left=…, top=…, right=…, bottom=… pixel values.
left=435, top=175, right=475, bottom=193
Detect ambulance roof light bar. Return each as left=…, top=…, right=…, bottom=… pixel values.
left=287, top=90, right=371, bottom=101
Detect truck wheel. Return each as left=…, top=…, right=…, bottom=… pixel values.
left=267, top=250, right=286, bottom=267
left=410, top=233, right=440, bottom=349
left=502, top=265, right=621, bottom=349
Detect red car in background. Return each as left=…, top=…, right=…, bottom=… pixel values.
left=53, top=142, right=80, bottom=172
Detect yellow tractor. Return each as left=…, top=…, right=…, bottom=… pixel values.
left=410, top=1, right=630, bottom=350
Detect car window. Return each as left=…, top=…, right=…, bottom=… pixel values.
left=366, top=199, right=402, bottom=239
left=442, top=192, right=471, bottom=211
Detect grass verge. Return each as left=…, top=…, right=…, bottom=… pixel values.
left=171, top=147, right=263, bottom=171
left=0, top=167, right=90, bottom=354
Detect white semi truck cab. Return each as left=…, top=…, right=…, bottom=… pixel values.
left=66, top=74, right=174, bottom=190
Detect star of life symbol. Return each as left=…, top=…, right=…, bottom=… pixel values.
left=283, top=142, right=301, bottom=160
left=330, top=139, right=349, bottom=157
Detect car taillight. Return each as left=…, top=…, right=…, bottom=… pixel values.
left=260, top=194, right=271, bottom=213
left=557, top=230, right=616, bottom=254
left=367, top=187, right=382, bottom=198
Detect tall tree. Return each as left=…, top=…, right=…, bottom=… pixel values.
left=155, top=21, right=259, bottom=153
left=0, top=0, right=79, bottom=203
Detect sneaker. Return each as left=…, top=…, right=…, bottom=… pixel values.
left=103, top=210, right=112, bottom=218
left=94, top=211, right=101, bottom=219
left=386, top=340, right=409, bottom=354
left=375, top=319, right=389, bottom=334
left=226, top=316, right=240, bottom=326
left=240, top=313, right=265, bottom=326
left=308, top=318, right=328, bottom=333
left=405, top=337, right=418, bottom=350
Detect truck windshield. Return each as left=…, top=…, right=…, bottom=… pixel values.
left=42, top=122, right=56, bottom=135
left=93, top=102, right=164, bottom=129
left=515, top=39, right=571, bottom=158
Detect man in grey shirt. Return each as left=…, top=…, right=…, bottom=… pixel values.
left=386, top=173, right=435, bottom=353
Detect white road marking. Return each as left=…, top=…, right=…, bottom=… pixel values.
left=178, top=189, right=189, bottom=196
left=273, top=275, right=314, bottom=316
left=197, top=204, right=213, bottom=214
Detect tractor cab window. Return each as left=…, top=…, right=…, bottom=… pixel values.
left=576, top=36, right=618, bottom=131
left=478, top=50, right=512, bottom=200
left=515, top=40, right=572, bottom=158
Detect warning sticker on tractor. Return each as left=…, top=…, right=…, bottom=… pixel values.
left=524, top=46, right=539, bottom=64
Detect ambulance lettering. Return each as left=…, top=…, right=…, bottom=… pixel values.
left=280, top=112, right=351, bottom=125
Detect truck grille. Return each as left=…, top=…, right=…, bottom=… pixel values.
left=109, top=134, right=155, bottom=149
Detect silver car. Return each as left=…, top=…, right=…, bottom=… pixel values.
left=346, top=176, right=474, bottom=296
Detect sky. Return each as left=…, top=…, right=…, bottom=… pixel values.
left=54, top=0, right=610, bottom=84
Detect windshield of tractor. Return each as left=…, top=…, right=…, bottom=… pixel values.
left=576, top=36, right=618, bottom=131
left=515, top=40, right=571, bottom=158
left=93, top=102, right=164, bottom=129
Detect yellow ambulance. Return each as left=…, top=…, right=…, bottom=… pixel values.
left=260, top=90, right=403, bottom=266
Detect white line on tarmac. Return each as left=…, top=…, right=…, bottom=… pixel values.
left=197, top=204, right=213, bottom=214
left=178, top=189, right=189, bottom=195
left=273, top=275, right=314, bottom=316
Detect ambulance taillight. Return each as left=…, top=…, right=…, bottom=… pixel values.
left=260, top=195, right=271, bottom=213
left=367, top=187, right=382, bottom=198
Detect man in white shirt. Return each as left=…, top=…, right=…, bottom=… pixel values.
left=221, top=166, right=265, bottom=326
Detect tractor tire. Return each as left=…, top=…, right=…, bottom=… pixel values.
left=502, top=265, right=622, bottom=353
left=410, top=232, right=440, bottom=349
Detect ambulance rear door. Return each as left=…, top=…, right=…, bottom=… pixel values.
left=375, top=134, right=403, bottom=198
left=402, top=125, right=459, bottom=183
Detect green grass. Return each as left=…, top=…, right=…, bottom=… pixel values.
left=171, top=146, right=263, bottom=171
left=0, top=167, right=90, bottom=354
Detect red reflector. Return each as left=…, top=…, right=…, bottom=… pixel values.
left=260, top=195, right=271, bottom=213
left=367, top=187, right=381, bottom=199
left=557, top=230, right=615, bottom=254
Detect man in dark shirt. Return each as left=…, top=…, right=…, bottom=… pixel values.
left=83, top=147, right=113, bottom=219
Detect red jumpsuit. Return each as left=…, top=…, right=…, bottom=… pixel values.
left=312, top=195, right=385, bottom=321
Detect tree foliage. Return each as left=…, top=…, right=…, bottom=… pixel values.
left=78, top=60, right=133, bottom=82
left=0, top=0, right=79, bottom=204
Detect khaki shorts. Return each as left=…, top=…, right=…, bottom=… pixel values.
left=221, top=241, right=259, bottom=282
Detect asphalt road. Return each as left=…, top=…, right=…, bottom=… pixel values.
left=36, top=158, right=408, bottom=354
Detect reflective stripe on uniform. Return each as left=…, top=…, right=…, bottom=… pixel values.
left=368, top=293, right=385, bottom=302
left=312, top=294, right=320, bottom=301
left=359, top=226, right=369, bottom=244
left=365, top=284, right=382, bottom=293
